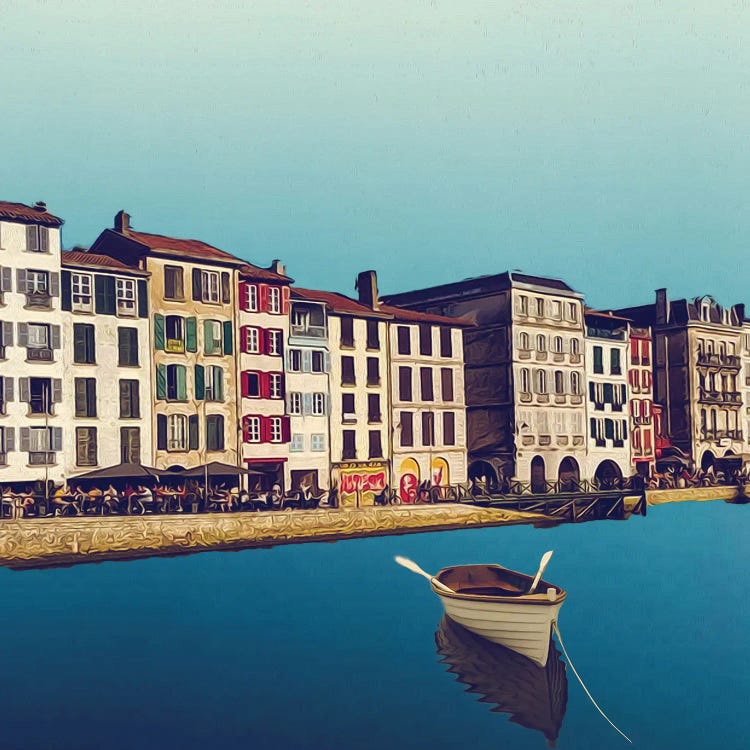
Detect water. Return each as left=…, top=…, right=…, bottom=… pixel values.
left=1, top=500, right=748, bottom=749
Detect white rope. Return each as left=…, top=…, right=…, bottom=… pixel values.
left=553, top=622, right=633, bottom=744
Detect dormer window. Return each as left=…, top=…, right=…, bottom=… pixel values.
left=701, top=301, right=710, bottom=322
left=26, top=226, right=49, bottom=253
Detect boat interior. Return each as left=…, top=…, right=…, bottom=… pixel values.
left=437, top=564, right=563, bottom=598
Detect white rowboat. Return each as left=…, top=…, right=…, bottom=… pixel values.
left=430, top=564, right=566, bottom=668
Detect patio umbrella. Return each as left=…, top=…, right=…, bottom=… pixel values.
left=73, top=462, right=162, bottom=480
left=169, top=462, right=265, bottom=478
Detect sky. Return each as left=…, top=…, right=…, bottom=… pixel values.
left=1, top=1, right=748, bottom=309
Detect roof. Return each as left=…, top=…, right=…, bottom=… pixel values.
left=0, top=200, right=63, bottom=227
left=61, top=250, right=148, bottom=276
left=238, top=263, right=292, bottom=284
left=585, top=309, right=632, bottom=323
left=378, top=302, right=473, bottom=327
left=121, top=229, right=245, bottom=265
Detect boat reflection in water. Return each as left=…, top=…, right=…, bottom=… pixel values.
left=435, top=616, right=568, bottom=747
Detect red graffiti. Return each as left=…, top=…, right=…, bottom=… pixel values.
left=340, top=471, right=386, bottom=495
left=399, top=472, right=418, bottom=504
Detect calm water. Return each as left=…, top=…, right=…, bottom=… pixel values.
left=1, top=501, right=748, bottom=749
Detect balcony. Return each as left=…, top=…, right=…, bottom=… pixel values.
left=634, top=416, right=650, bottom=425
left=518, top=349, right=532, bottom=360
left=554, top=394, right=566, bottom=404
left=538, top=435, right=551, bottom=446
left=537, top=394, right=550, bottom=404
left=572, top=436, right=585, bottom=446
left=27, top=347, right=53, bottom=362
left=702, top=429, right=743, bottom=442
left=534, top=351, right=548, bottom=362
left=697, top=352, right=741, bottom=369
left=698, top=389, right=742, bottom=406
left=521, top=435, right=534, bottom=446
left=570, top=395, right=583, bottom=405
left=29, top=451, right=55, bottom=465
left=552, top=352, right=565, bottom=362
left=557, top=436, right=569, bottom=446
left=570, top=354, right=582, bottom=364
left=25, top=292, right=52, bottom=310
left=165, top=339, right=185, bottom=354
left=290, top=323, right=326, bottom=339
left=519, top=392, right=532, bottom=403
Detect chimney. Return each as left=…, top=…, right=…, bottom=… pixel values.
left=733, top=303, right=745, bottom=324
left=356, top=270, right=380, bottom=310
left=33, top=201, right=47, bottom=212
left=114, top=210, right=130, bottom=233
left=655, top=288, right=669, bottom=325
left=270, top=259, right=286, bottom=277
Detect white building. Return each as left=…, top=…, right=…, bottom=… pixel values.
left=60, top=250, right=153, bottom=475
left=0, top=200, right=67, bottom=484
left=583, top=310, right=631, bottom=486
left=285, top=293, right=331, bottom=492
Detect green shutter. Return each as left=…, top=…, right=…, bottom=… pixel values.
left=154, top=314, right=165, bottom=350
left=203, top=320, right=214, bottom=355
left=223, top=320, right=233, bottom=355
left=186, top=317, right=198, bottom=352
left=216, top=369, right=224, bottom=402
left=156, top=415, right=167, bottom=450
left=188, top=415, right=199, bottom=450
left=137, top=279, right=148, bottom=318
left=194, top=364, right=205, bottom=400
left=156, top=364, right=167, bottom=400
left=177, top=365, right=187, bottom=400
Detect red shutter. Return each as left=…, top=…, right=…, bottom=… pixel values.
left=239, top=282, right=249, bottom=311
left=241, top=416, right=249, bottom=442
left=281, top=286, right=290, bottom=315
left=281, top=415, right=291, bottom=443
left=240, top=372, right=249, bottom=398
left=260, top=416, right=271, bottom=443
left=644, top=399, right=651, bottom=418
left=258, top=284, right=269, bottom=312
left=260, top=372, right=270, bottom=399
left=261, top=328, right=270, bottom=355
left=240, top=326, right=248, bottom=353
left=630, top=338, right=639, bottom=364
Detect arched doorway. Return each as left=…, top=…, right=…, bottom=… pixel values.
left=398, top=458, right=420, bottom=504
left=595, top=460, right=623, bottom=489
left=468, top=461, right=498, bottom=493
left=531, top=456, right=546, bottom=494
left=558, top=457, right=580, bottom=493
left=701, top=451, right=715, bottom=472
left=431, top=457, right=450, bottom=487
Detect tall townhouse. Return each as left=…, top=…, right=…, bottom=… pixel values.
left=237, top=262, right=293, bottom=490
left=742, top=323, right=750, bottom=454
left=627, top=326, right=655, bottom=476
left=381, top=300, right=470, bottom=502
left=89, top=211, right=247, bottom=470
left=0, top=201, right=66, bottom=483
left=285, top=292, right=330, bottom=492
left=294, top=274, right=390, bottom=507
left=583, top=311, right=631, bottom=486
left=384, top=273, right=587, bottom=491
left=60, top=250, right=152, bottom=474
left=616, top=289, right=747, bottom=471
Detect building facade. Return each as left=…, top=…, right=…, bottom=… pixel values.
left=628, top=326, right=655, bottom=475
left=0, top=201, right=66, bottom=484
left=60, top=251, right=153, bottom=474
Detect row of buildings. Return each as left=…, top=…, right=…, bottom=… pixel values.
left=0, top=198, right=745, bottom=500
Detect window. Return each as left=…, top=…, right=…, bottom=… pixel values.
left=119, top=380, right=140, bottom=418
left=21, top=270, right=50, bottom=303
left=26, top=323, right=50, bottom=351
left=165, top=315, right=184, bottom=352
left=641, top=339, right=650, bottom=366
left=518, top=295, right=528, bottom=315
left=267, top=329, right=283, bottom=356
left=610, top=348, right=621, bottom=375
left=571, top=338, right=580, bottom=356
left=204, top=320, right=223, bottom=355
left=568, top=302, right=577, bottom=322
left=269, top=416, right=284, bottom=443
left=367, top=320, right=380, bottom=350
left=28, top=378, right=53, bottom=414
left=72, top=273, right=93, bottom=312
left=397, top=326, right=411, bottom=355
left=269, top=372, right=284, bottom=399
left=28, top=426, right=52, bottom=452
left=290, top=434, right=304, bottom=452
left=243, top=326, right=261, bottom=354
left=244, top=416, right=261, bottom=443
left=243, top=372, right=261, bottom=398
left=399, top=366, right=412, bottom=401
left=204, top=365, right=224, bottom=402
left=400, top=412, right=414, bottom=446
left=26, top=225, right=49, bottom=253
left=120, top=427, right=141, bottom=464
left=288, top=348, right=301, bottom=371
left=74, top=378, right=97, bottom=417
left=167, top=414, right=187, bottom=451
left=200, top=270, right=221, bottom=304
left=0, top=426, right=9, bottom=462
left=593, top=346, right=603, bottom=374
left=552, top=301, right=562, bottom=320
left=368, top=430, right=383, bottom=458
left=368, top=393, right=381, bottom=423
left=245, top=284, right=258, bottom=311
left=519, top=332, right=530, bottom=350
left=441, top=368, right=454, bottom=401
left=443, top=412, right=456, bottom=446
left=553, top=336, right=563, bottom=353
left=311, top=434, right=326, bottom=452
left=166, top=364, right=187, bottom=401
left=536, top=334, right=546, bottom=352
left=342, top=430, right=357, bottom=459
left=206, top=415, right=225, bottom=451
left=75, top=426, right=98, bottom=466
left=554, top=370, right=564, bottom=395
left=520, top=367, right=530, bottom=393
left=311, top=351, right=325, bottom=372
left=116, top=278, right=136, bottom=316
left=117, top=327, right=139, bottom=366
left=366, top=357, right=380, bottom=386
left=535, top=369, right=547, bottom=394
left=535, top=298, right=545, bottom=317
left=413, top=324, right=431, bottom=357
left=420, top=367, right=434, bottom=401
left=440, top=327, right=453, bottom=358
left=312, top=392, right=326, bottom=415
left=342, top=356, right=356, bottom=385
left=571, top=371, right=581, bottom=395
left=268, top=286, right=281, bottom=313
left=289, top=392, right=302, bottom=415
left=164, top=265, right=184, bottom=300
left=342, top=393, right=356, bottom=421
left=73, top=323, right=96, bottom=363
left=630, top=338, right=639, bottom=365
left=421, top=412, right=435, bottom=446
left=340, top=317, right=354, bottom=348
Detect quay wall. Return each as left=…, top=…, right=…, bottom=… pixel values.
left=646, top=486, right=740, bottom=505
left=0, top=504, right=547, bottom=569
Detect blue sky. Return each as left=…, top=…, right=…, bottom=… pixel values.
left=1, top=1, right=747, bottom=309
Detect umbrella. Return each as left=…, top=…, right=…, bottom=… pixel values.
left=73, top=462, right=162, bottom=480
left=168, top=461, right=265, bottom=478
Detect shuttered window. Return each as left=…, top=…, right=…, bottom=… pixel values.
left=74, top=378, right=97, bottom=417
left=368, top=430, right=383, bottom=458
left=121, top=427, right=141, bottom=463
left=400, top=412, right=413, bottom=447
left=420, top=367, right=434, bottom=401
left=166, top=365, right=187, bottom=401
left=419, top=324, right=432, bottom=356
left=440, top=368, right=454, bottom=401
left=119, top=380, right=140, bottom=418
left=117, top=327, right=139, bottom=366
left=399, top=366, right=412, bottom=401
left=443, top=412, right=456, bottom=446
left=73, top=323, right=96, bottom=363
left=341, top=356, right=356, bottom=385
left=397, top=326, right=411, bottom=355
left=206, top=415, right=225, bottom=451
left=75, top=427, right=98, bottom=466
left=439, top=327, right=453, bottom=358
left=164, top=266, right=184, bottom=300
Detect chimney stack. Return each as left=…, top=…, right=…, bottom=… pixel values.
left=33, top=201, right=47, bottom=212
left=270, top=259, right=286, bottom=277
left=655, top=288, right=669, bottom=325
left=733, top=303, right=745, bottom=324
left=356, top=270, right=380, bottom=310
left=114, top=210, right=130, bottom=233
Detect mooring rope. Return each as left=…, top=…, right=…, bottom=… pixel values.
left=552, top=621, right=633, bottom=744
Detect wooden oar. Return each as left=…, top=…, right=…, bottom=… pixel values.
left=394, top=556, right=455, bottom=594
left=528, top=550, right=554, bottom=594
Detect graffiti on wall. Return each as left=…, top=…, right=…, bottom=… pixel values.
left=333, top=462, right=388, bottom=507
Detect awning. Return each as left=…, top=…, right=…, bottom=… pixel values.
left=73, top=462, right=162, bottom=480
left=243, top=461, right=284, bottom=474
left=169, top=461, right=265, bottom=478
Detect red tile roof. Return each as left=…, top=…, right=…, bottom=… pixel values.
left=378, top=303, right=473, bottom=327
left=585, top=308, right=632, bottom=322
left=238, top=263, right=292, bottom=284
left=61, top=250, right=148, bottom=276
left=0, top=200, right=63, bottom=227
left=122, top=229, right=243, bottom=265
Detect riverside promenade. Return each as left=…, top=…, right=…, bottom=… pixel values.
left=0, top=504, right=549, bottom=569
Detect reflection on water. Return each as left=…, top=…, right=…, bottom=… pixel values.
left=435, top=616, right=568, bottom=746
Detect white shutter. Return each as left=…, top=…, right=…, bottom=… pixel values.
left=26, top=226, right=37, bottom=252
left=52, top=427, right=63, bottom=452
left=0, top=267, right=11, bottom=292
left=40, top=227, right=49, bottom=252
left=49, top=272, right=60, bottom=297
left=52, top=379, right=62, bottom=403
left=4, top=427, right=14, bottom=453
left=19, top=378, right=30, bottom=403
left=1, top=321, right=12, bottom=346
left=303, top=393, right=313, bottom=415
left=51, top=325, right=61, bottom=349
left=17, top=323, right=28, bottom=348
left=324, top=352, right=330, bottom=373
left=16, top=269, right=28, bottom=293
left=19, top=427, right=30, bottom=452
left=302, top=350, right=312, bottom=373
left=3, top=377, right=13, bottom=403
